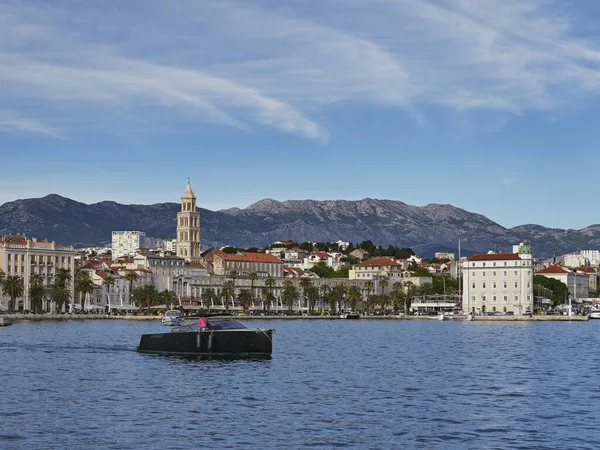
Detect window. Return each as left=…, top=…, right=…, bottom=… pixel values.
left=504, top=296, right=508, bottom=302
left=472, top=272, right=475, bottom=276
left=503, top=282, right=507, bottom=288
left=527, top=282, right=530, bottom=288
left=483, top=262, right=486, bottom=267
left=471, top=296, right=476, bottom=303
left=472, top=263, right=475, bottom=267
left=527, top=271, right=531, bottom=276
left=482, top=282, right=486, bottom=288
left=514, top=271, right=517, bottom=276
left=482, top=295, right=486, bottom=302
left=493, top=282, right=496, bottom=288
left=493, top=296, right=497, bottom=302
left=504, top=271, right=507, bottom=276
left=514, top=295, right=519, bottom=302
left=493, top=262, right=496, bottom=267
left=514, top=282, right=518, bottom=288
left=472, top=283, right=475, bottom=289
left=504, top=262, right=507, bottom=266
left=483, top=271, right=486, bottom=276
left=493, top=271, right=496, bottom=276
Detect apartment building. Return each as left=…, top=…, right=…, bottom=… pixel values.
left=111, top=231, right=146, bottom=258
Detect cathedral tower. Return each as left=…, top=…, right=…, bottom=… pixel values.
left=176, top=180, right=201, bottom=262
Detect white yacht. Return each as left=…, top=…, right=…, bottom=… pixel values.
left=162, top=310, right=185, bottom=326
left=590, top=306, right=600, bottom=319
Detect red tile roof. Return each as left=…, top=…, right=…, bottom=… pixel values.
left=537, top=264, right=570, bottom=274
left=188, top=262, right=207, bottom=269
left=95, top=270, right=109, bottom=279
left=467, top=253, right=521, bottom=261
left=577, top=267, right=596, bottom=273
left=311, top=251, right=328, bottom=259
left=220, top=252, right=282, bottom=263
left=356, top=257, right=401, bottom=267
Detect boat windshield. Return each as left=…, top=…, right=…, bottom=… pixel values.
left=207, top=320, right=247, bottom=330
left=165, top=310, right=182, bottom=317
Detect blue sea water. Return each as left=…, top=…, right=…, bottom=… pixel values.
left=1, top=319, right=599, bottom=449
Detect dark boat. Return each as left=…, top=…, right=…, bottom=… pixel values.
left=0, top=318, right=12, bottom=327
left=340, top=312, right=360, bottom=319
left=137, top=319, right=274, bottom=357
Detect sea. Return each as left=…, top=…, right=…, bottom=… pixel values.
left=1, top=318, right=599, bottom=449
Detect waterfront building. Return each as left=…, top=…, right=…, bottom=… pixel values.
left=462, top=242, right=534, bottom=315
left=213, top=252, right=283, bottom=278
left=111, top=231, right=147, bottom=259
left=0, top=236, right=76, bottom=312
left=176, top=181, right=201, bottom=262
left=536, top=264, right=592, bottom=300
left=348, top=257, right=403, bottom=281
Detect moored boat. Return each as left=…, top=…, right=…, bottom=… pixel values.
left=162, top=310, right=185, bottom=326
left=589, top=307, right=600, bottom=319
left=340, top=312, right=360, bottom=319
left=0, top=317, right=12, bottom=327
left=137, top=319, right=274, bottom=357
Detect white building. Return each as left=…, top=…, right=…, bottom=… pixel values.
left=580, top=250, right=600, bottom=266
left=0, top=236, right=76, bottom=312
left=434, top=252, right=455, bottom=261
left=462, top=242, right=534, bottom=315
left=111, top=231, right=146, bottom=258
left=163, top=239, right=178, bottom=253
left=536, top=264, right=591, bottom=300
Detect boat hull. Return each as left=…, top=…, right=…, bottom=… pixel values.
left=137, top=329, right=273, bottom=356
left=589, top=312, right=600, bottom=319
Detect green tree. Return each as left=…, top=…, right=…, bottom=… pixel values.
left=346, top=285, right=361, bottom=311
left=75, top=271, right=95, bottom=312
left=55, top=268, right=73, bottom=289
left=534, top=275, right=569, bottom=306
left=309, top=261, right=335, bottom=278
left=28, top=273, right=45, bottom=314
left=160, top=289, right=179, bottom=308
left=365, top=280, right=375, bottom=298
left=379, top=277, right=389, bottom=295
left=320, top=284, right=331, bottom=314
left=102, top=275, right=115, bottom=305
left=221, top=280, right=235, bottom=311
left=124, top=272, right=139, bottom=303
left=201, top=287, right=217, bottom=311
left=264, top=276, right=276, bottom=311
left=248, top=272, right=258, bottom=299
left=2, top=275, right=24, bottom=313
left=131, top=285, right=159, bottom=313
left=306, top=285, right=319, bottom=314
left=238, top=289, right=253, bottom=314
left=281, top=280, right=299, bottom=313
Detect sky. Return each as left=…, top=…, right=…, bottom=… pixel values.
left=2, top=0, right=600, bottom=230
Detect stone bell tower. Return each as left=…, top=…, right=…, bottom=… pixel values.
left=176, top=180, right=200, bottom=262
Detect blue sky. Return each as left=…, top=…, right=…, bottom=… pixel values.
left=2, top=0, right=600, bottom=230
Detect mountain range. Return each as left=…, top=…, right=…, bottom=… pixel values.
left=0, top=194, right=598, bottom=258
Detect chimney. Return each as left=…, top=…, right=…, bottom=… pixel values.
left=553, top=252, right=556, bottom=264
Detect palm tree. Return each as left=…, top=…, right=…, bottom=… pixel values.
left=3, top=275, right=24, bottom=313
left=75, top=271, right=95, bottom=312
left=282, top=280, right=299, bottom=313
left=329, top=283, right=346, bottom=315
left=238, top=289, right=253, bottom=314
left=221, top=280, right=235, bottom=311
left=299, top=278, right=313, bottom=312
left=201, top=287, right=216, bottom=312
left=102, top=275, right=115, bottom=306
left=248, top=272, right=258, bottom=299
left=379, top=277, right=389, bottom=295
left=28, top=273, right=45, bottom=314
left=131, top=285, right=159, bottom=313
left=124, top=272, right=139, bottom=304
left=261, top=287, right=274, bottom=312
left=159, top=289, right=178, bottom=309
left=306, top=285, right=319, bottom=315
left=365, top=280, right=375, bottom=298
left=346, top=285, right=361, bottom=312
left=264, top=276, right=276, bottom=311
left=320, top=284, right=330, bottom=314
left=55, top=268, right=73, bottom=289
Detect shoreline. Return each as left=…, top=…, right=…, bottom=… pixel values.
left=0, top=314, right=590, bottom=322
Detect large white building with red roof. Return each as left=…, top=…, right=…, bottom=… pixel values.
left=536, top=264, right=592, bottom=300
left=462, top=242, right=534, bottom=315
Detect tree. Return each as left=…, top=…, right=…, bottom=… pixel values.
left=159, top=289, right=179, bottom=309
left=320, top=284, right=330, bottom=314
left=309, top=261, right=335, bottom=278
left=306, top=285, right=319, bottom=314
left=346, top=286, right=361, bottom=311
left=534, top=275, right=569, bottom=306
left=3, top=275, right=24, bottom=313
left=411, top=267, right=431, bottom=277
left=264, top=276, right=276, bottom=311
left=28, top=273, right=45, bottom=314
left=74, top=271, right=95, bottom=312
left=55, top=268, right=73, bottom=289
left=124, top=272, right=139, bottom=304
left=281, top=280, right=299, bottom=313
left=221, top=280, right=235, bottom=311
left=201, top=287, right=217, bottom=311
left=238, top=289, right=253, bottom=314
left=131, top=285, right=159, bottom=313
left=391, top=283, right=406, bottom=314
left=365, top=280, right=375, bottom=298
left=329, top=283, right=346, bottom=315
left=379, top=277, right=389, bottom=295
left=248, top=272, right=258, bottom=299
left=102, top=275, right=116, bottom=305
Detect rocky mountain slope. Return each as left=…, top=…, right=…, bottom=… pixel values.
left=0, top=194, right=596, bottom=258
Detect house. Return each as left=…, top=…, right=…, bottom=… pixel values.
left=462, top=243, right=534, bottom=315
left=348, top=257, right=403, bottom=281
left=350, top=248, right=369, bottom=260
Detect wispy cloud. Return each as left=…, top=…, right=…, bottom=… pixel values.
left=0, top=111, right=60, bottom=138
left=2, top=0, right=600, bottom=140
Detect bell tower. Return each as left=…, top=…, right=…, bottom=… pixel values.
left=176, top=180, right=201, bottom=262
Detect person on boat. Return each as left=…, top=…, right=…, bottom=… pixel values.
left=197, top=317, right=209, bottom=330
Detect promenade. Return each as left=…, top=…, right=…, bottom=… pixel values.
left=0, top=313, right=590, bottom=322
